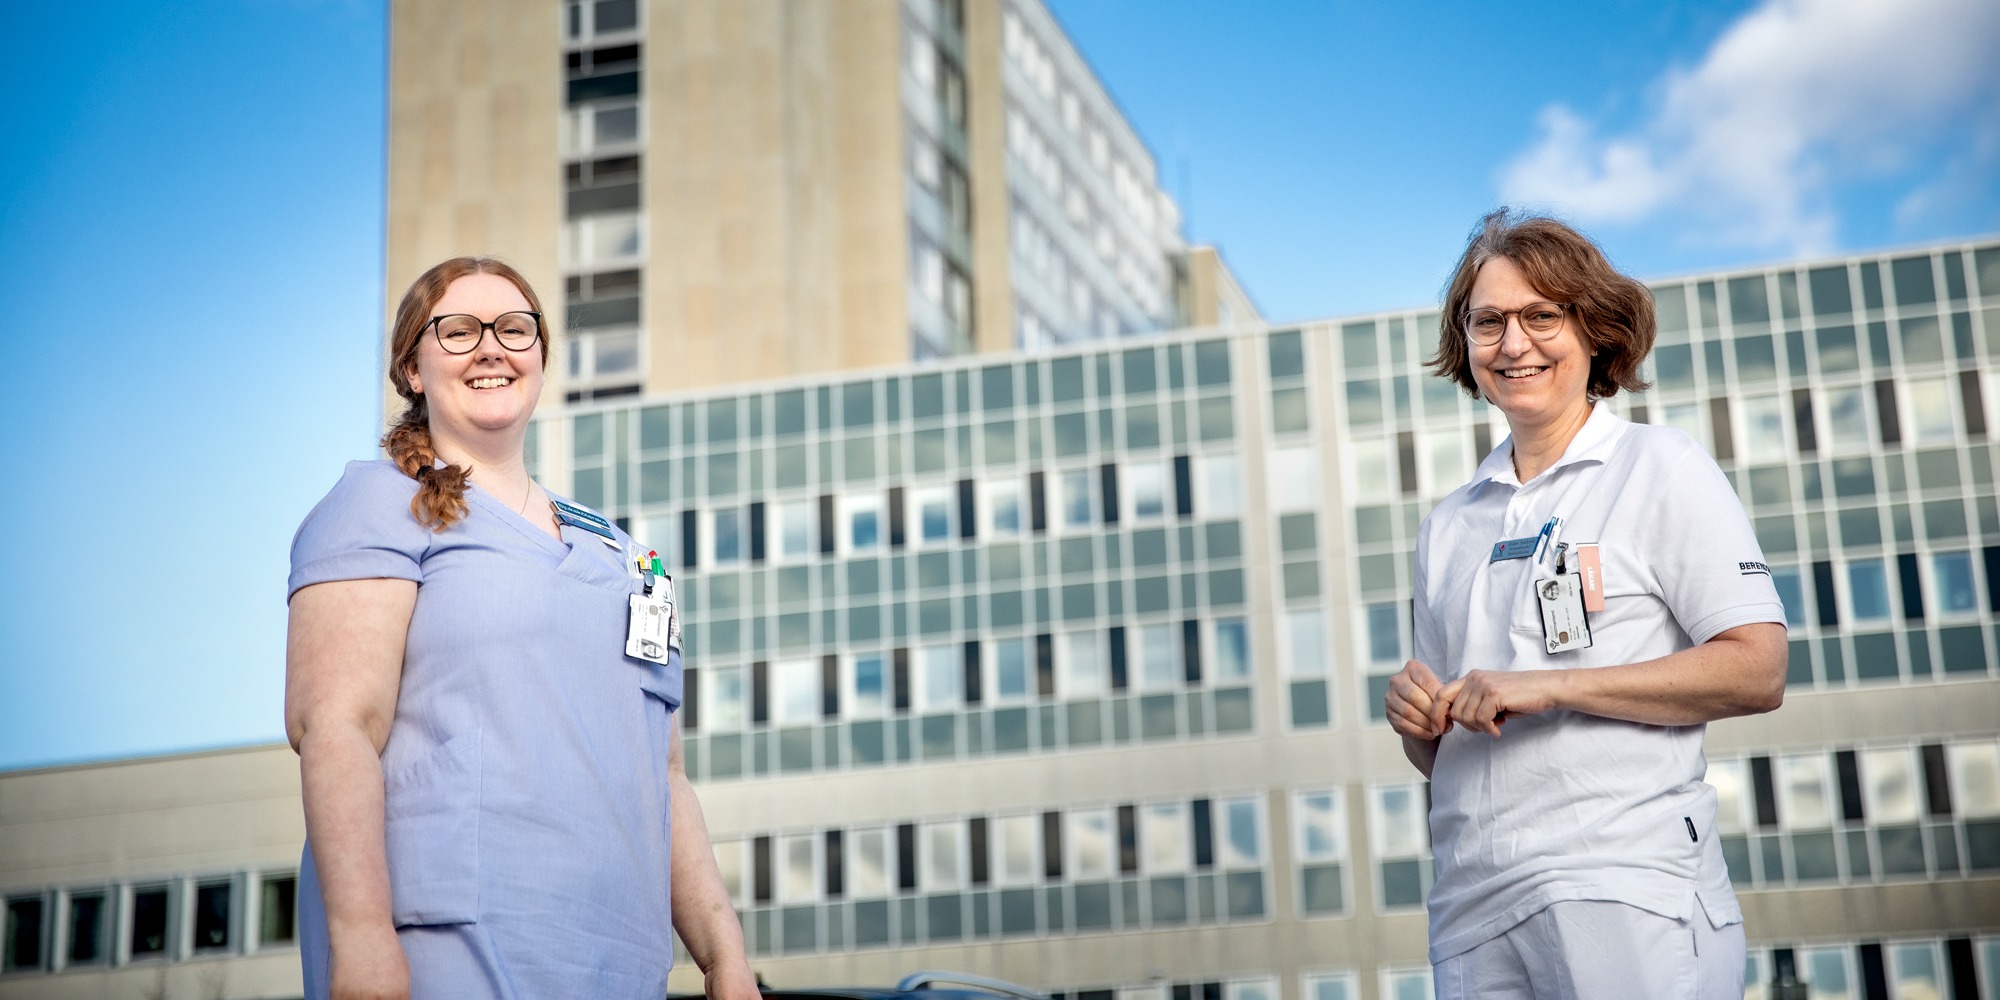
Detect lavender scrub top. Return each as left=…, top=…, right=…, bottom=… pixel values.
left=288, top=460, right=682, bottom=999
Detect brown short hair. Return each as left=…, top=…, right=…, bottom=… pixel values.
left=1427, top=209, right=1655, bottom=401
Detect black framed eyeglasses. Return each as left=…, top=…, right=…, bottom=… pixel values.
left=1463, top=302, right=1570, bottom=346
left=426, top=312, right=543, bottom=354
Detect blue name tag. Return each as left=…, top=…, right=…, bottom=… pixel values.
left=1490, top=536, right=1540, bottom=561
left=552, top=499, right=618, bottom=541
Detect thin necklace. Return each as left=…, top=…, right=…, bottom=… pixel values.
left=513, top=479, right=538, bottom=518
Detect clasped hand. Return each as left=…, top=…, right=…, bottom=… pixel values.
left=1385, top=659, right=1562, bottom=739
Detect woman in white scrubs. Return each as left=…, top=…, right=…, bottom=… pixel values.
left=1385, top=211, right=1789, bottom=1000
left=285, top=258, right=758, bottom=1000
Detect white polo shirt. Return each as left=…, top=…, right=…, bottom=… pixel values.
left=1412, top=403, right=1786, bottom=964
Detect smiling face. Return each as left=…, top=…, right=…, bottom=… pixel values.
left=1467, top=256, right=1595, bottom=435
left=406, top=272, right=544, bottom=445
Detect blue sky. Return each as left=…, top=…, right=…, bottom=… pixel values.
left=1, top=0, right=1995, bottom=771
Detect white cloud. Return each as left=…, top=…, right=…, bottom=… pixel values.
left=1498, top=0, right=2000, bottom=253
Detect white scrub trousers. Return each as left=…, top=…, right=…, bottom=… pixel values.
left=1432, top=899, right=1746, bottom=1000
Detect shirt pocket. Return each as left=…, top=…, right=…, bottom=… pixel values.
left=383, top=731, right=482, bottom=926
left=638, top=647, right=684, bottom=711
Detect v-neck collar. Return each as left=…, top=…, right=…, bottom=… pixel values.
left=464, top=479, right=570, bottom=557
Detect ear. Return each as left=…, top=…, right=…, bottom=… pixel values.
left=406, top=363, right=424, bottom=396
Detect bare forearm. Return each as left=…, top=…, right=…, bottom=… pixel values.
left=299, top=725, right=397, bottom=937
left=668, top=773, right=748, bottom=973
left=1554, top=625, right=1786, bottom=726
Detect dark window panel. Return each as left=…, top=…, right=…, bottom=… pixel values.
left=683, top=667, right=700, bottom=731
left=1107, top=626, right=1128, bottom=691
left=824, top=831, right=844, bottom=899
left=753, top=836, right=773, bottom=903
left=129, top=888, right=168, bottom=957
left=1750, top=755, right=1780, bottom=828
left=1985, top=546, right=2000, bottom=614
left=680, top=510, right=699, bottom=569
left=749, top=502, right=767, bottom=563
left=1099, top=464, right=1120, bottom=525
left=1397, top=430, right=1418, bottom=496
left=969, top=817, right=990, bottom=886
left=750, top=661, right=769, bottom=725
left=565, top=182, right=642, bottom=218
left=1793, top=389, right=1818, bottom=454
left=1191, top=798, right=1214, bottom=868
left=1812, top=560, right=1840, bottom=627
left=1708, top=398, right=1734, bottom=461
left=1117, top=805, right=1139, bottom=874
left=1946, top=938, right=1977, bottom=1000
left=3, top=896, right=43, bottom=971
left=1961, top=370, right=1988, bottom=437
left=1473, top=422, right=1492, bottom=459
left=1898, top=554, right=1925, bottom=620
left=1042, top=811, right=1064, bottom=879
left=893, top=648, right=911, bottom=712
left=957, top=479, right=977, bottom=539
left=1036, top=634, right=1055, bottom=698
left=897, top=824, right=918, bottom=891
left=193, top=881, right=231, bottom=951
left=888, top=487, right=907, bottom=549
left=1859, top=942, right=1888, bottom=1000
left=1173, top=455, right=1194, bottom=518
left=68, top=892, right=105, bottom=963
left=566, top=70, right=640, bottom=105
left=821, top=655, right=839, bottom=719
left=962, top=641, right=982, bottom=705
left=566, top=295, right=641, bottom=329
left=818, top=495, right=836, bottom=555
left=1029, top=471, right=1048, bottom=532
left=1922, top=744, right=1954, bottom=817
left=1182, top=620, right=1203, bottom=684
left=1874, top=381, right=1902, bottom=445
left=1836, top=750, right=1866, bottom=822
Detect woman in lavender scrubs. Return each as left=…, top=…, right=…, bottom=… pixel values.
left=285, top=257, right=755, bottom=1000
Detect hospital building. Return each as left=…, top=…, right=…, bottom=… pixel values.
left=3, top=1, right=1999, bottom=999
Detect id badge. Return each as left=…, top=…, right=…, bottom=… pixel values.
left=1536, top=572, right=1593, bottom=654
left=626, top=577, right=680, bottom=664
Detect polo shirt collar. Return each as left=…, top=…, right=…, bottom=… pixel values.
left=1472, top=401, right=1627, bottom=489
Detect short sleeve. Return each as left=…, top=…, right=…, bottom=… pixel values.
left=288, top=461, right=430, bottom=601
left=1645, top=436, right=1788, bottom=644
left=1411, top=514, right=1445, bottom=671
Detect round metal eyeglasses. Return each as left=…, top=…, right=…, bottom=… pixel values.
left=1463, top=302, right=1570, bottom=346
left=426, top=312, right=544, bottom=354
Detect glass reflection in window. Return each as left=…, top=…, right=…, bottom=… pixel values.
left=990, top=639, right=1029, bottom=703
left=1138, top=624, right=1176, bottom=691
left=924, top=822, right=964, bottom=890
left=1062, top=631, right=1105, bottom=697
left=777, top=500, right=814, bottom=560
left=1220, top=796, right=1263, bottom=867
left=918, top=645, right=960, bottom=711
left=712, top=509, right=743, bottom=565
left=847, top=828, right=890, bottom=898
left=1371, top=784, right=1427, bottom=858
left=779, top=834, right=817, bottom=902
left=1825, top=387, right=1870, bottom=452
left=1143, top=801, right=1190, bottom=873
left=1212, top=619, right=1250, bottom=682
left=707, top=667, right=746, bottom=731
left=772, top=659, right=818, bottom=725
left=1948, top=741, right=2000, bottom=818
left=1932, top=551, right=1977, bottom=614
left=985, top=479, right=1023, bottom=537
left=1287, top=610, right=1327, bottom=677
left=1778, top=753, right=1832, bottom=828
left=1906, top=377, right=1954, bottom=443
left=1061, top=469, right=1093, bottom=528
left=1739, top=395, right=1788, bottom=462
left=1846, top=560, right=1889, bottom=621
left=995, top=814, right=1038, bottom=885
left=1201, top=454, right=1244, bottom=516
left=1128, top=462, right=1166, bottom=520
left=1862, top=747, right=1921, bottom=823
left=1069, top=809, right=1114, bottom=878
left=1707, top=758, right=1750, bottom=835
left=1270, top=446, right=1319, bottom=512
left=1294, top=790, right=1345, bottom=862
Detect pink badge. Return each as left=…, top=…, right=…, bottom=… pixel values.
left=1576, top=544, right=1605, bottom=612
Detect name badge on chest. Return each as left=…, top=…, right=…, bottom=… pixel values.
left=626, top=575, right=681, bottom=664
left=552, top=497, right=620, bottom=548
left=1536, top=572, right=1593, bottom=654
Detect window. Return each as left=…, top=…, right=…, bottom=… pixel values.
left=567, top=328, right=642, bottom=384
left=1824, top=386, right=1870, bottom=453
left=1069, top=809, right=1115, bottom=879
left=841, top=493, right=884, bottom=554
left=564, top=0, right=639, bottom=40
left=1906, top=377, right=1955, bottom=443
left=917, top=645, right=960, bottom=711
left=845, top=653, right=889, bottom=719
left=129, top=886, right=169, bottom=959
left=1365, top=603, right=1401, bottom=664
left=989, top=639, right=1029, bottom=704
left=1302, top=973, right=1359, bottom=1000
left=994, top=814, right=1040, bottom=885
left=779, top=834, right=818, bottom=903
left=924, top=822, right=965, bottom=890
left=1059, top=469, right=1093, bottom=530
left=1846, top=560, right=1890, bottom=621
left=1931, top=551, right=1977, bottom=614
left=192, top=880, right=231, bottom=953
left=1128, top=462, right=1167, bottom=521
left=562, top=98, right=641, bottom=155
left=1891, top=942, right=1944, bottom=999
left=1270, top=446, right=1318, bottom=512
left=1663, top=403, right=1702, bottom=445
left=771, top=659, right=819, bottom=725
left=1771, top=566, right=1808, bottom=627
left=1295, top=790, right=1347, bottom=862
left=775, top=500, right=815, bottom=562
left=1420, top=429, right=1468, bottom=496
left=847, top=828, right=891, bottom=898
left=1380, top=969, right=1435, bottom=1000
left=1778, top=753, right=1833, bottom=829
left=564, top=212, right=644, bottom=268
left=1862, top=747, right=1921, bottom=823
left=1349, top=438, right=1394, bottom=502
left=1061, top=631, right=1105, bottom=698
left=67, top=891, right=107, bottom=964
left=1286, top=610, right=1328, bottom=677
left=1142, top=802, right=1190, bottom=873
left=1218, top=795, right=1263, bottom=867
left=912, top=484, right=953, bottom=546
left=1370, top=784, right=1428, bottom=859
left=706, top=667, right=747, bottom=731
left=984, top=479, right=1024, bottom=537
left=1739, top=395, right=1789, bottom=462
left=710, top=508, right=744, bottom=565
left=1199, top=454, right=1244, bottom=516
left=1211, top=618, right=1250, bottom=683
left=1798, top=947, right=1852, bottom=1000
left=1137, top=624, right=1177, bottom=691
left=3, top=895, right=43, bottom=971
left=258, top=874, right=296, bottom=947
left=1708, top=758, right=1752, bottom=835
left=1948, top=741, right=2000, bottom=818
